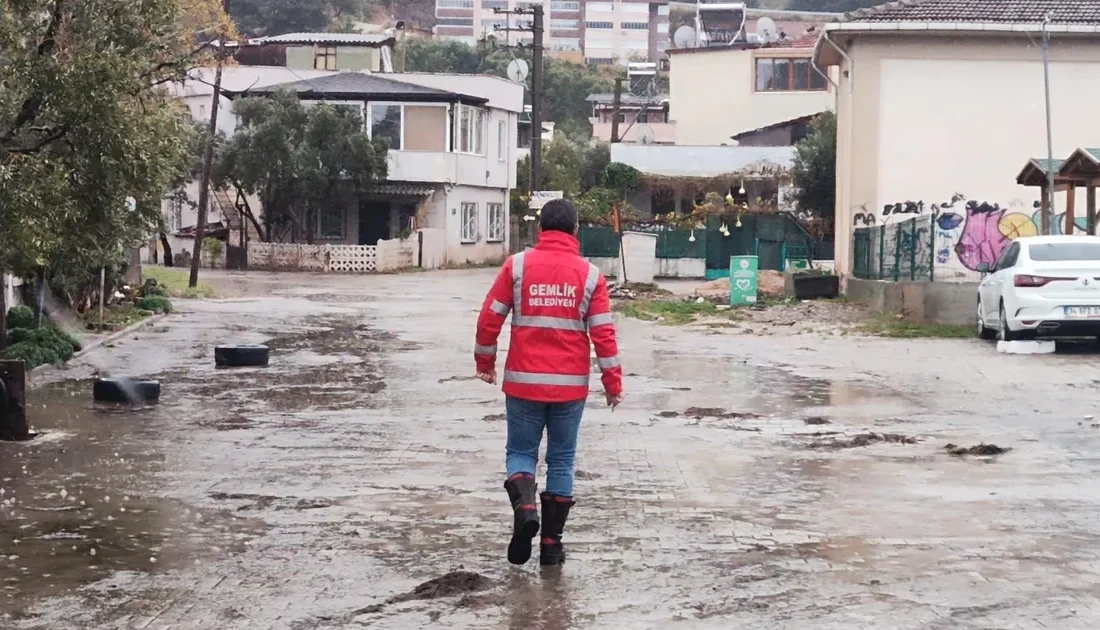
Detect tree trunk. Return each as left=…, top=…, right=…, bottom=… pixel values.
left=0, top=273, right=7, bottom=353
left=160, top=233, right=174, bottom=267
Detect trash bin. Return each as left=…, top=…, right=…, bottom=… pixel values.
left=729, top=255, right=758, bottom=306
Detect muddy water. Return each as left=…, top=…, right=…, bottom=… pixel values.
left=0, top=382, right=263, bottom=621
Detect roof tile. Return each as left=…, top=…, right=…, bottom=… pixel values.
left=845, top=0, right=1100, bottom=25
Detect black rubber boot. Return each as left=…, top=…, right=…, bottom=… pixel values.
left=539, top=492, right=575, bottom=566
left=503, top=473, right=540, bottom=565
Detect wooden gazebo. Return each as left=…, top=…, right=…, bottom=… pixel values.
left=1016, top=152, right=1100, bottom=235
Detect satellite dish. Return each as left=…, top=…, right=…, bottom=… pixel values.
left=673, top=25, right=698, bottom=49
left=636, top=125, right=656, bottom=145
left=506, top=58, right=529, bottom=83
left=756, top=17, right=778, bottom=43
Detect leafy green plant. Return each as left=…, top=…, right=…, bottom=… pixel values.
left=202, top=237, right=224, bottom=265
left=137, top=296, right=173, bottom=314
left=2, top=342, right=59, bottom=370
left=7, top=306, right=34, bottom=329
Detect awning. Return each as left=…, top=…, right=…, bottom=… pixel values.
left=366, top=183, right=438, bottom=197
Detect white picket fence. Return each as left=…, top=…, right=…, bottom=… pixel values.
left=249, top=238, right=418, bottom=273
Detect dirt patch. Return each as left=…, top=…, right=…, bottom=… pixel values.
left=481, top=413, right=506, bottom=422
left=575, top=470, right=602, bottom=480
left=945, top=443, right=1010, bottom=456
left=803, top=416, right=831, bottom=425
left=683, top=407, right=761, bottom=420
left=456, top=591, right=506, bottom=609
left=352, top=571, right=496, bottom=617
left=807, top=432, right=917, bottom=450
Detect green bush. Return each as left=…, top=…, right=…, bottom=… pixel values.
left=31, top=327, right=76, bottom=362
left=7, top=327, right=34, bottom=344
left=136, top=296, right=173, bottom=314
left=2, top=341, right=60, bottom=370
left=7, top=305, right=34, bottom=329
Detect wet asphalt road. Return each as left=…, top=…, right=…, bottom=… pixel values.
left=5, top=269, right=1100, bottom=629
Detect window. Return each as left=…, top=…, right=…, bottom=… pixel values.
left=637, top=111, right=649, bottom=123
left=551, top=19, right=579, bottom=29
left=498, top=120, right=507, bottom=161
left=370, top=104, right=402, bottom=150
left=586, top=21, right=612, bottom=29
left=551, top=1, right=580, bottom=11
left=755, top=57, right=828, bottom=92
left=314, top=45, right=337, bottom=70
left=481, top=0, right=507, bottom=7
left=438, top=17, right=474, bottom=26
left=487, top=203, right=505, bottom=242
left=1028, top=242, right=1100, bottom=261
left=457, top=105, right=486, bottom=155
left=438, top=0, right=473, bottom=6
left=621, top=3, right=649, bottom=13
left=461, top=202, right=479, bottom=243
left=551, top=37, right=581, bottom=51
left=657, top=5, right=669, bottom=14
left=621, top=21, right=649, bottom=30
left=317, top=206, right=345, bottom=240
left=587, top=2, right=613, bottom=11
left=167, top=197, right=184, bottom=232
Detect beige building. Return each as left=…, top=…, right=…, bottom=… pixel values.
left=669, top=34, right=833, bottom=145
left=814, top=0, right=1100, bottom=282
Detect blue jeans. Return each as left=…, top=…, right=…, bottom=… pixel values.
left=505, top=396, right=586, bottom=497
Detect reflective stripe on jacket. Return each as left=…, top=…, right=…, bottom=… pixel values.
left=475, top=230, right=623, bottom=403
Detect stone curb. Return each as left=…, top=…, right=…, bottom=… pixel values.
left=28, top=313, right=168, bottom=377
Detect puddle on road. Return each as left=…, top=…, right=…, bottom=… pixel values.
left=0, top=382, right=265, bottom=621
left=645, top=355, right=909, bottom=419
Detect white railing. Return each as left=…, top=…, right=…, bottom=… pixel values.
left=248, top=237, right=421, bottom=273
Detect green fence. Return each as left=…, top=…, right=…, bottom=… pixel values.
left=578, top=226, right=620, bottom=257
left=852, top=216, right=935, bottom=281
left=577, top=225, right=707, bottom=259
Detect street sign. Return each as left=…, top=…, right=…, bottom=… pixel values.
left=528, top=190, right=564, bottom=210
left=729, top=255, right=758, bottom=306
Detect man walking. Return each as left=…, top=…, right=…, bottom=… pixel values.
left=474, top=199, right=624, bottom=566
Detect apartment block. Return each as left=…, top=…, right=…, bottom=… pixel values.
left=433, top=0, right=669, bottom=64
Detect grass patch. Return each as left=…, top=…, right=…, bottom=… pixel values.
left=144, top=266, right=216, bottom=299
left=614, top=299, right=739, bottom=325
left=856, top=314, right=974, bottom=339
left=80, top=304, right=152, bottom=332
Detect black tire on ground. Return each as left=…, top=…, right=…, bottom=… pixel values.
left=977, top=300, right=997, bottom=340
left=93, top=377, right=161, bottom=404
left=999, top=304, right=1020, bottom=342
left=215, top=345, right=270, bottom=368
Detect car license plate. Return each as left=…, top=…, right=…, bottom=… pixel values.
left=1065, top=306, right=1100, bottom=318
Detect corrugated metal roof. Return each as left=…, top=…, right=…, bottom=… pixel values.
left=731, top=113, right=821, bottom=140
left=235, top=72, right=478, bottom=101
left=610, top=144, right=794, bottom=178
left=367, top=183, right=438, bottom=196
left=844, top=0, right=1100, bottom=25
left=249, top=32, right=395, bottom=45
left=586, top=93, right=668, bottom=106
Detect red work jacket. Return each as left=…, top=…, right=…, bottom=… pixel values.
left=475, top=230, right=623, bottom=403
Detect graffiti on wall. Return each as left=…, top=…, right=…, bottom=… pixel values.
left=857, top=193, right=1089, bottom=275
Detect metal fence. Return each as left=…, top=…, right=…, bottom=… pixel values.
left=852, top=215, right=935, bottom=281
left=577, top=225, right=707, bottom=259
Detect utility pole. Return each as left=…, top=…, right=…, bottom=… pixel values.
left=190, top=0, right=231, bottom=288
left=610, top=77, right=624, bottom=143
left=530, top=5, right=544, bottom=192
left=1041, top=11, right=1055, bottom=235
left=491, top=5, right=544, bottom=193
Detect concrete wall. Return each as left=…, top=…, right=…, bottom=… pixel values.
left=3, top=274, right=23, bottom=311
left=831, top=35, right=1100, bottom=282
left=588, top=256, right=707, bottom=279
left=669, top=47, right=833, bottom=145
left=847, top=278, right=977, bottom=326
left=442, top=184, right=510, bottom=265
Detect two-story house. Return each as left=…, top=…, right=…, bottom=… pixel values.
left=232, top=32, right=396, bottom=72
left=166, top=68, right=522, bottom=266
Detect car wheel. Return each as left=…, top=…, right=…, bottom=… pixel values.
left=977, top=300, right=996, bottom=340
left=998, top=304, right=1019, bottom=342
left=215, top=344, right=270, bottom=368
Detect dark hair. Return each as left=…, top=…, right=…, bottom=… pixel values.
left=539, top=198, right=579, bottom=234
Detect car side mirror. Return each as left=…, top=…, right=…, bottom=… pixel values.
left=976, top=262, right=991, bottom=274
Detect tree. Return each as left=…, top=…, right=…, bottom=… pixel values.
left=216, top=92, right=389, bottom=242
left=0, top=0, right=231, bottom=344
left=229, top=0, right=366, bottom=37
left=402, top=40, right=615, bottom=135
left=790, top=111, right=836, bottom=218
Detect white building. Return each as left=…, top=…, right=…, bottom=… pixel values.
left=813, top=0, right=1100, bottom=281
left=165, top=67, right=523, bottom=266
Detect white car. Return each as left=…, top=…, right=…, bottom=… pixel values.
left=977, top=235, right=1100, bottom=341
